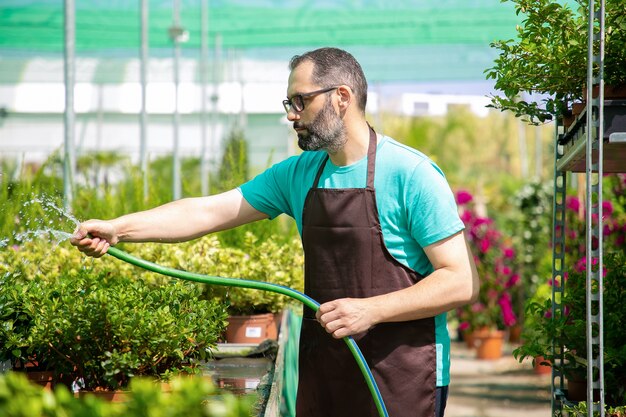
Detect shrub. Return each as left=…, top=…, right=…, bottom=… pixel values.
left=0, top=372, right=254, bottom=417
left=0, top=241, right=228, bottom=390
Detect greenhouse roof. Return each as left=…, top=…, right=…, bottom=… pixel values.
left=0, top=0, right=523, bottom=84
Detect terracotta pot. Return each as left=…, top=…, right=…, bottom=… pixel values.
left=75, top=389, right=130, bottom=402
left=584, top=84, right=626, bottom=100
left=508, top=325, right=522, bottom=344
left=25, top=371, right=54, bottom=390
left=473, top=329, right=505, bottom=360
left=566, top=377, right=600, bottom=402
left=225, top=313, right=278, bottom=344
left=459, top=329, right=476, bottom=348
left=561, top=113, right=576, bottom=129
left=533, top=356, right=552, bottom=375
left=571, top=102, right=586, bottom=116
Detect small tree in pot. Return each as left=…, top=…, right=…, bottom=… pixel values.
left=486, top=0, right=626, bottom=124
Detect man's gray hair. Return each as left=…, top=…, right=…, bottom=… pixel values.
left=289, top=47, right=368, bottom=113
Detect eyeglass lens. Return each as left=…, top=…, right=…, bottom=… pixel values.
left=282, top=86, right=338, bottom=114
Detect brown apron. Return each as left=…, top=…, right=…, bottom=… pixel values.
left=297, top=127, right=436, bottom=417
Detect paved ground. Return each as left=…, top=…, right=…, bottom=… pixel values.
left=446, top=340, right=552, bottom=417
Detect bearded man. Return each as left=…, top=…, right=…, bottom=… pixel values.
left=72, top=47, right=479, bottom=417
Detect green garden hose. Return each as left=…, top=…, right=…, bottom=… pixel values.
left=105, top=246, right=389, bottom=417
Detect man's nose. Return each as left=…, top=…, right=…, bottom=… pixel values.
left=286, top=109, right=300, bottom=122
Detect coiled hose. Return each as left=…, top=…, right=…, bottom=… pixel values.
left=105, top=246, right=389, bottom=417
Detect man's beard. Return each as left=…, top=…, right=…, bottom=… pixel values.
left=295, top=98, right=347, bottom=153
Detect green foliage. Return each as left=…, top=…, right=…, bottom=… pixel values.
left=216, top=129, right=249, bottom=193
left=564, top=400, right=626, bottom=417
left=120, top=234, right=305, bottom=315
left=486, top=0, right=626, bottom=124
left=513, top=174, right=626, bottom=405
left=507, top=180, right=553, bottom=318
left=1, top=144, right=298, bottom=250
left=381, top=109, right=554, bottom=202
left=0, top=372, right=254, bottom=417
left=210, top=128, right=298, bottom=248
left=0, top=241, right=229, bottom=391
left=1, top=231, right=303, bottom=387
left=514, top=249, right=626, bottom=406
left=201, top=233, right=304, bottom=315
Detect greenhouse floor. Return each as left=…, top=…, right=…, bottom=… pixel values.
left=446, top=340, right=552, bottom=417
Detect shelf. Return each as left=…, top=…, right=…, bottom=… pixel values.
left=557, top=99, right=626, bottom=173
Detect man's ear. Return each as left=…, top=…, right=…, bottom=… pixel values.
left=336, top=85, right=352, bottom=110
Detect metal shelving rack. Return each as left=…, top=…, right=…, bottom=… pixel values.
left=551, top=1, right=626, bottom=416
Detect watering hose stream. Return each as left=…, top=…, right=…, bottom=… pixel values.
left=105, top=246, right=389, bottom=417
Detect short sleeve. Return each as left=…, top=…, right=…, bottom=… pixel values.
left=406, top=160, right=464, bottom=248
left=238, top=158, right=295, bottom=220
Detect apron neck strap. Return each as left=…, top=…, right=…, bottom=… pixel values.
left=365, top=123, right=376, bottom=189
left=312, top=124, right=377, bottom=189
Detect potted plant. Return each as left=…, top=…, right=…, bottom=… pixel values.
left=197, top=233, right=303, bottom=344
left=0, top=240, right=229, bottom=393
left=0, top=267, right=56, bottom=389
left=486, top=0, right=626, bottom=124
left=122, top=234, right=304, bottom=344
left=510, top=281, right=554, bottom=374
left=454, top=190, right=521, bottom=359
left=513, top=178, right=626, bottom=404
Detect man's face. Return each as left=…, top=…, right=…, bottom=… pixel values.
left=295, top=94, right=346, bottom=153
left=286, top=62, right=347, bottom=153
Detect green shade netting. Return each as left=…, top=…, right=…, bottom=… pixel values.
left=0, top=0, right=522, bottom=83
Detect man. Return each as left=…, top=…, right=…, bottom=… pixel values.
left=72, top=47, right=479, bottom=417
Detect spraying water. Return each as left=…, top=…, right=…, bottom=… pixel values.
left=4, top=195, right=79, bottom=247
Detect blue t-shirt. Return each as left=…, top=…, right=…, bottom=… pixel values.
left=238, top=134, right=464, bottom=386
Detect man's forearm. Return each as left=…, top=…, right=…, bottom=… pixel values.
left=369, top=267, right=477, bottom=325
left=112, top=190, right=267, bottom=243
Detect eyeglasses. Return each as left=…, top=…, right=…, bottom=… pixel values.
left=282, top=86, right=339, bottom=114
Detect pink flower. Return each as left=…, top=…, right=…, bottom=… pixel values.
left=456, top=190, right=473, bottom=205
left=460, top=209, right=473, bottom=224
left=471, top=303, right=485, bottom=313
left=501, top=266, right=512, bottom=276
left=498, top=294, right=517, bottom=327
left=479, top=238, right=491, bottom=253
left=566, top=196, right=580, bottom=213
left=602, top=201, right=614, bottom=216
left=506, top=274, right=520, bottom=288
left=458, top=321, right=470, bottom=331
left=474, top=217, right=492, bottom=227
left=503, top=247, right=515, bottom=259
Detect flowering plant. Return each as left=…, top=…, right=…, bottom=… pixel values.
left=455, top=190, right=521, bottom=332
left=514, top=174, right=626, bottom=405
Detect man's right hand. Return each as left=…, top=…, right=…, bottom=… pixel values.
left=70, top=220, right=118, bottom=258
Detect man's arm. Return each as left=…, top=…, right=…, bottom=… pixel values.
left=71, top=189, right=268, bottom=257
left=316, top=230, right=479, bottom=339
